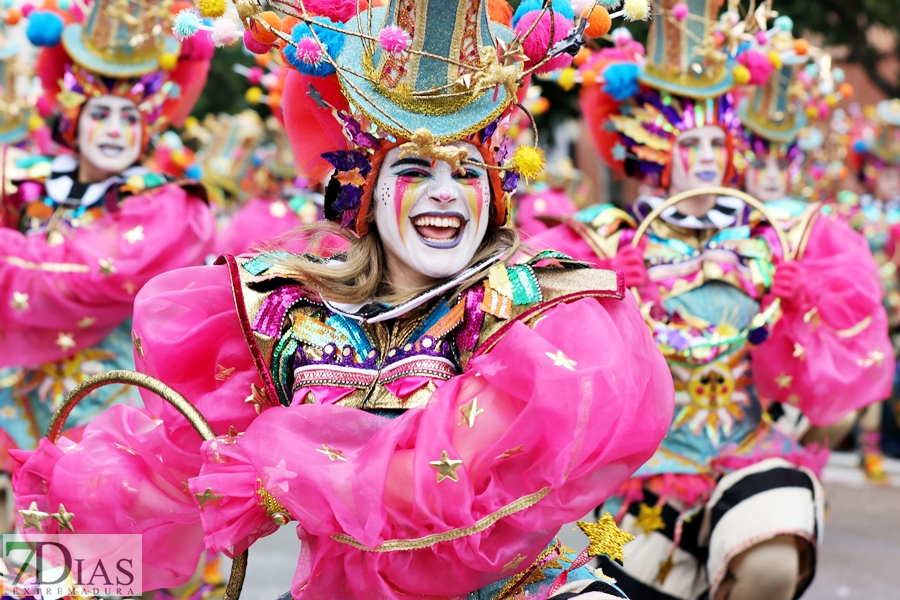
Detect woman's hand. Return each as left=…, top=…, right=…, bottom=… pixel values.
left=610, top=245, right=648, bottom=288
left=771, top=261, right=808, bottom=308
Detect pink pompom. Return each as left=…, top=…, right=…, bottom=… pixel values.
left=180, top=30, right=215, bottom=60
left=243, top=29, right=272, bottom=54
left=755, top=30, right=767, bottom=44
left=672, top=3, right=688, bottom=21
left=301, top=0, right=357, bottom=23
left=247, top=66, right=264, bottom=85
left=378, top=26, right=411, bottom=54
left=515, top=11, right=574, bottom=75
left=296, top=36, right=323, bottom=65
left=611, top=27, right=633, bottom=47
left=36, top=96, right=53, bottom=118
left=211, top=18, right=240, bottom=48
left=737, top=49, right=774, bottom=85
left=21, top=3, right=34, bottom=17
left=796, top=70, right=813, bottom=86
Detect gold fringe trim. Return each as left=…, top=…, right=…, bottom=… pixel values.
left=836, top=316, right=873, bottom=339
left=332, top=487, right=550, bottom=552
left=6, top=256, right=90, bottom=273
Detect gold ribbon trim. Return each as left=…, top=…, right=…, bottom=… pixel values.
left=836, top=315, right=873, bottom=339
left=332, top=487, right=551, bottom=552
left=6, top=256, right=90, bottom=273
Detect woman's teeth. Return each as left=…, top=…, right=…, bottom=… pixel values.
left=413, top=215, right=462, bottom=228
left=99, top=144, right=125, bottom=157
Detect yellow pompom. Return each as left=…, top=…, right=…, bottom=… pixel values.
left=805, top=105, right=818, bottom=118
left=767, top=50, right=782, bottom=70
left=198, top=0, right=227, bottom=19
left=732, top=64, right=750, bottom=85
left=27, top=114, right=44, bottom=131
left=623, top=0, right=651, bottom=22
left=171, top=150, right=187, bottom=166
left=558, top=67, right=577, bottom=92
left=511, top=146, right=546, bottom=182
left=246, top=86, right=263, bottom=105
left=507, top=124, right=521, bottom=139
left=158, top=53, right=178, bottom=71
left=184, top=116, right=199, bottom=130
left=826, top=94, right=838, bottom=108
left=126, top=175, right=145, bottom=190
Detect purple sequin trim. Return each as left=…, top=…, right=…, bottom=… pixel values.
left=456, top=286, right=485, bottom=353
left=252, top=285, right=307, bottom=337
left=502, top=170, right=519, bottom=193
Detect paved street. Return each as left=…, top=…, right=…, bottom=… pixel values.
left=228, top=452, right=900, bottom=599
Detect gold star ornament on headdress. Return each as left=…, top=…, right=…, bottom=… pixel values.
left=577, top=513, right=636, bottom=563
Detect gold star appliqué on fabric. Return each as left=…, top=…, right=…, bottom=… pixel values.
left=19, top=502, right=50, bottom=532
left=502, top=553, right=526, bottom=572
left=124, top=225, right=145, bottom=244
left=634, top=503, right=665, bottom=536
left=546, top=350, right=577, bottom=371
left=577, top=513, right=635, bottom=563
left=132, top=331, right=144, bottom=358
left=215, top=364, right=235, bottom=381
left=457, top=397, right=484, bottom=428
left=55, top=332, right=76, bottom=351
left=495, top=445, right=525, bottom=460
left=50, top=504, right=75, bottom=532
left=98, top=257, right=116, bottom=276
left=429, top=450, right=463, bottom=483
left=775, top=373, right=792, bottom=389
left=10, top=291, right=29, bottom=311
left=316, top=443, right=349, bottom=462
left=194, top=488, right=225, bottom=507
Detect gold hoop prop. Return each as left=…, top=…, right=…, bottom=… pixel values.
left=48, top=370, right=248, bottom=600
left=630, top=187, right=792, bottom=260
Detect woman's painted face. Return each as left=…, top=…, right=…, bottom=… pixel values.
left=374, top=143, right=491, bottom=280
left=746, top=154, right=789, bottom=202
left=77, top=95, right=142, bottom=176
left=669, top=125, right=728, bottom=194
left=875, top=165, right=900, bottom=201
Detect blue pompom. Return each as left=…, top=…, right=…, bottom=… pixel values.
left=774, top=15, right=793, bottom=32
left=853, top=140, right=868, bottom=153
left=286, top=17, right=344, bottom=77
left=26, top=11, right=64, bottom=47
left=603, top=63, right=640, bottom=101
left=185, top=165, right=203, bottom=180
left=512, top=0, right=574, bottom=29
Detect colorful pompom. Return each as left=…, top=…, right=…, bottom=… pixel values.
left=300, top=0, right=357, bottom=23
left=623, top=0, right=650, bottom=21
left=378, top=26, right=411, bottom=54
left=251, top=11, right=282, bottom=46
left=27, top=113, right=43, bottom=131
left=515, top=10, right=575, bottom=74
left=212, top=18, right=240, bottom=47
left=243, top=29, right=272, bottom=54
left=580, top=68, right=597, bottom=87
left=296, top=36, right=323, bottom=64
left=246, top=66, right=264, bottom=85
left=731, top=64, right=750, bottom=85
left=671, top=3, right=688, bottom=21
left=774, top=15, right=793, bottom=32
left=4, top=7, right=22, bottom=25
left=736, top=49, right=773, bottom=85
left=158, top=52, right=178, bottom=71
left=558, top=67, right=577, bottom=91
left=610, top=27, right=633, bottom=47
left=767, top=50, right=782, bottom=70
left=20, top=3, right=33, bottom=17
left=582, top=6, right=611, bottom=38
left=602, top=62, right=639, bottom=100
left=285, top=17, right=344, bottom=77
left=512, top=0, right=574, bottom=29
left=246, top=86, right=264, bottom=105
left=839, top=83, right=853, bottom=99
left=510, top=146, right=546, bottom=182
left=172, top=9, right=201, bottom=41
left=793, top=38, right=809, bottom=56
left=25, top=10, right=63, bottom=47
left=198, top=0, right=226, bottom=19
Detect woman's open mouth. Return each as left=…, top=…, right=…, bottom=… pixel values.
left=411, top=212, right=467, bottom=249
left=98, top=143, right=125, bottom=157
left=694, top=171, right=718, bottom=182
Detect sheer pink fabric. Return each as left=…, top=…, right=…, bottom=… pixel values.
left=0, top=185, right=214, bottom=367
left=752, top=215, right=895, bottom=425
left=13, top=264, right=674, bottom=597
left=215, top=198, right=305, bottom=256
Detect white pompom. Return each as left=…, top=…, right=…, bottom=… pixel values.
left=211, top=18, right=240, bottom=48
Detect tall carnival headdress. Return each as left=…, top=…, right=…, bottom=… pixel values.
left=0, top=22, right=31, bottom=144
left=176, top=0, right=650, bottom=233
left=26, top=0, right=214, bottom=153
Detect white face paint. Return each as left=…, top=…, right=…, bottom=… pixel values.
left=77, top=95, right=142, bottom=178
left=668, top=125, right=728, bottom=217
left=374, top=143, right=491, bottom=280
left=745, top=154, right=789, bottom=202
left=875, top=165, right=900, bottom=202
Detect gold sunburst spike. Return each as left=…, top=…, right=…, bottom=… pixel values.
left=577, top=513, right=635, bottom=563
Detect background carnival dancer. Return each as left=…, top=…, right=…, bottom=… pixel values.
left=734, top=29, right=894, bottom=479
left=534, top=1, right=894, bottom=599
left=12, top=1, right=672, bottom=599
left=0, top=0, right=214, bottom=522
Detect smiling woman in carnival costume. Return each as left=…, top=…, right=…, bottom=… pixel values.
left=535, top=1, right=894, bottom=599
left=734, top=29, right=894, bottom=475
left=0, top=0, right=214, bottom=487
left=11, top=1, right=675, bottom=599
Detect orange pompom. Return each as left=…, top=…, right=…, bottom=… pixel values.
left=488, top=0, right=512, bottom=27
left=251, top=11, right=282, bottom=46
left=839, top=83, right=854, bottom=99
left=582, top=6, right=612, bottom=38
left=793, top=38, right=809, bottom=56
left=5, top=7, right=22, bottom=25
left=573, top=47, right=592, bottom=67
left=581, top=68, right=598, bottom=87
left=532, top=97, right=550, bottom=115
left=281, top=15, right=300, bottom=34
left=839, top=166, right=849, bottom=179
left=268, top=92, right=282, bottom=108
left=254, top=52, right=272, bottom=67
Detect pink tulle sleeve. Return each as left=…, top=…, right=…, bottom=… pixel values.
left=190, top=292, right=674, bottom=599
left=0, top=184, right=214, bottom=367
left=752, top=215, right=895, bottom=426
left=216, top=198, right=304, bottom=256
left=12, top=264, right=261, bottom=590
left=527, top=222, right=615, bottom=268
